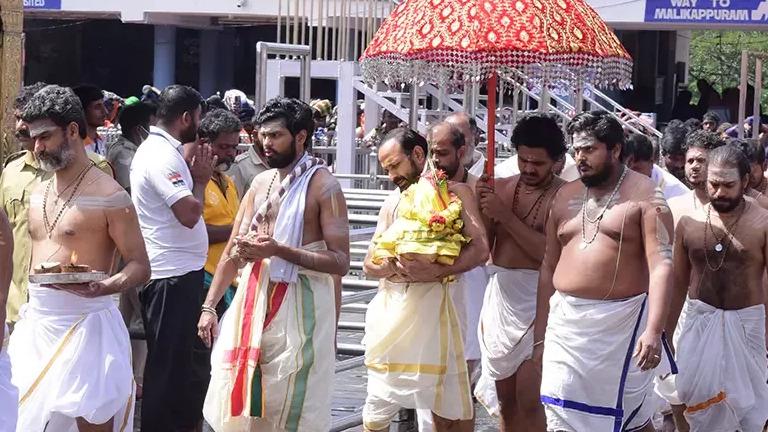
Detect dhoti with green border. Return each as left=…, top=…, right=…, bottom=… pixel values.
left=204, top=244, right=335, bottom=432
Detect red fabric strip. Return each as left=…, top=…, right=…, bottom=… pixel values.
left=230, top=260, right=263, bottom=417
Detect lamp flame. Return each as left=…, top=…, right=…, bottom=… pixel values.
left=70, top=250, right=78, bottom=265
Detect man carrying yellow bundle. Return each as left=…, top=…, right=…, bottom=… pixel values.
left=363, top=128, right=489, bottom=432
left=370, top=161, right=468, bottom=267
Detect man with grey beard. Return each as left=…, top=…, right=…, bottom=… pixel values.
left=8, top=84, right=150, bottom=432
left=0, top=83, right=112, bottom=328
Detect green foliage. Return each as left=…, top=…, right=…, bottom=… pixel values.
left=688, top=30, right=768, bottom=106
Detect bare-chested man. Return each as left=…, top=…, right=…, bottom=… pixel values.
left=665, top=145, right=768, bottom=431
left=8, top=85, right=150, bottom=431
left=473, top=113, right=566, bottom=431
left=668, top=130, right=726, bottom=225
left=0, top=209, right=17, bottom=431
left=422, top=121, right=485, bottom=431
left=532, top=111, right=674, bottom=431
left=197, top=97, right=349, bottom=432
left=732, top=138, right=768, bottom=209
left=362, top=127, right=489, bottom=432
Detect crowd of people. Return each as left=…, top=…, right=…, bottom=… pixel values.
left=0, top=79, right=766, bottom=432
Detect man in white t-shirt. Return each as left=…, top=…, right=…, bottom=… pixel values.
left=623, top=132, right=690, bottom=200
left=130, top=85, right=215, bottom=432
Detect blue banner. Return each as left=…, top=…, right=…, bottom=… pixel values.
left=23, top=0, right=62, bottom=9
left=645, top=0, right=768, bottom=24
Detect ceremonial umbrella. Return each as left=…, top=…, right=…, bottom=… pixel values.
left=360, top=0, right=633, bottom=178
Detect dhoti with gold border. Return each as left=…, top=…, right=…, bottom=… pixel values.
left=362, top=279, right=472, bottom=430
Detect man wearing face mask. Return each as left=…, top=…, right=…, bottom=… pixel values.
left=106, top=98, right=152, bottom=194
left=130, top=84, right=216, bottom=432
left=665, top=145, right=768, bottom=432
left=533, top=111, right=675, bottom=432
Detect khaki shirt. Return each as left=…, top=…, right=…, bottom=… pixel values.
left=106, top=136, right=138, bottom=192
left=0, top=150, right=113, bottom=322
left=226, top=146, right=268, bottom=199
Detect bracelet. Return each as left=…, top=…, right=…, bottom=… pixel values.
left=201, top=305, right=218, bottom=317
left=533, top=340, right=544, bottom=348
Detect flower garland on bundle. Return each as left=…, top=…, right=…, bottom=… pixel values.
left=371, top=163, right=470, bottom=266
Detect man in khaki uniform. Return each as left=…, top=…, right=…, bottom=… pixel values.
left=0, top=83, right=113, bottom=325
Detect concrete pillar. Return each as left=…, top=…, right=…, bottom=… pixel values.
left=217, top=29, right=236, bottom=92
left=199, top=30, right=218, bottom=97
left=153, top=25, right=176, bottom=89
left=675, top=30, right=691, bottom=85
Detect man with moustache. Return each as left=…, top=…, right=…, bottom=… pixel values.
left=660, top=121, right=688, bottom=183
left=422, top=121, right=485, bottom=431
left=199, top=109, right=242, bottom=306
left=533, top=111, right=675, bottom=431
left=666, top=145, right=768, bottom=431
left=198, top=97, right=349, bottom=432
left=473, top=113, right=566, bottom=431
left=0, top=83, right=112, bottom=327
left=446, top=112, right=485, bottom=176
left=667, top=130, right=726, bottom=226
left=130, top=84, right=216, bottom=431
left=10, top=85, right=150, bottom=432
left=623, top=132, right=690, bottom=200
left=362, top=127, right=489, bottom=432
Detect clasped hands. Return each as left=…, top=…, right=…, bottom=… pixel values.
left=229, top=232, right=280, bottom=265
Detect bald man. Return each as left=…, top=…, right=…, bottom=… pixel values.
left=446, top=113, right=485, bottom=177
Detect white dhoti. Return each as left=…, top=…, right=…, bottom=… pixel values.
left=9, top=284, right=134, bottom=432
left=0, top=324, right=17, bottom=432
left=456, top=266, right=488, bottom=362
left=204, top=251, right=335, bottom=432
left=540, top=292, right=654, bottom=432
left=474, top=267, right=539, bottom=415
left=363, top=279, right=473, bottom=430
left=673, top=300, right=768, bottom=432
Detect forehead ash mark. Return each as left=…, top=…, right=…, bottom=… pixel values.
left=708, top=167, right=741, bottom=183
left=28, top=123, right=59, bottom=139
left=572, top=132, right=598, bottom=150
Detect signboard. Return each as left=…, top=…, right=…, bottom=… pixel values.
left=646, top=0, right=768, bottom=24
left=23, top=0, right=62, bottom=9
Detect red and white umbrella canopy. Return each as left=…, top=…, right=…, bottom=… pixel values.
left=360, top=0, right=632, bottom=89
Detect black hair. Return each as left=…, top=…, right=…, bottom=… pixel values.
left=119, top=102, right=153, bottom=136
left=683, top=118, right=702, bottom=134
left=199, top=108, right=242, bottom=142
left=660, top=122, right=687, bottom=156
left=72, top=84, right=104, bottom=108
left=14, top=82, right=48, bottom=112
left=254, top=97, right=314, bottom=148
left=703, top=111, right=721, bottom=124
left=566, top=110, right=624, bottom=150
left=685, top=130, right=725, bottom=153
left=730, top=138, right=764, bottom=165
left=20, top=85, right=87, bottom=139
left=205, top=94, right=228, bottom=112
left=382, top=127, right=428, bottom=156
left=623, top=132, right=654, bottom=163
left=156, top=85, right=204, bottom=122
left=512, top=113, right=566, bottom=160
left=427, top=122, right=465, bottom=150
left=709, top=144, right=751, bottom=179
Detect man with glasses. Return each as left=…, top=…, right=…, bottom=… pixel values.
left=0, top=83, right=112, bottom=327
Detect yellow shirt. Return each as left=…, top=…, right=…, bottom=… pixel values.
left=203, top=174, right=240, bottom=277
left=0, top=150, right=113, bottom=322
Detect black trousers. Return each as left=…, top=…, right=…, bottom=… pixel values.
left=139, top=269, right=206, bottom=432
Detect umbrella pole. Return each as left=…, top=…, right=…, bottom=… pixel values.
left=486, top=73, right=497, bottom=185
